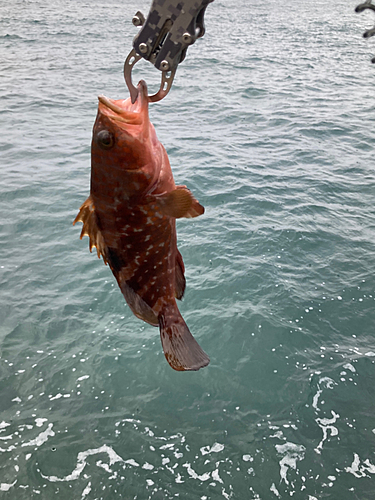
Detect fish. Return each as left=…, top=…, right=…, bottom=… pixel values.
left=73, top=80, right=209, bottom=372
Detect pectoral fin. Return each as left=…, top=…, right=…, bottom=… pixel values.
left=155, top=186, right=204, bottom=219
left=73, top=196, right=108, bottom=264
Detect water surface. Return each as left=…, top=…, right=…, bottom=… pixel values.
left=1, top=0, right=375, bottom=498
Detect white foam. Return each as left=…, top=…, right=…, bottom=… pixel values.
left=21, top=423, right=55, bottom=448
left=343, top=363, right=356, bottom=373
left=81, top=481, right=91, bottom=499
left=96, top=460, right=112, bottom=474
left=221, top=487, right=231, bottom=499
left=50, top=393, right=62, bottom=400
left=200, top=443, right=224, bottom=456
left=0, top=481, right=17, bottom=492
left=41, top=445, right=123, bottom=482
left=345, top=453, right=361, bottom=477
left=142, top=462, right=154, bottom=470
left=122, top=418, right=141, bottom=424
left=315, top=411, right=339, bottom=454
left=183, top=463, right=210, bottom=481
left=312, top=377, right=336, bottom=412
left=270, top=430, right=284, bottom=440
left=0, top=444, right=16, bottom=453
left=124, top=458, right=139, bottom=467
left=270, top=482, right=281, bottom=497
left=212, top=467, right=224, bottom=484
left=345, top=453, right=375, bottom=478
left=275, top=442, right=306, bottom=485
left=159, top=443, right=175, bottom=450
left=0, top=434, right=13, bottom=441
left=35, top=418, right=48, bottom=428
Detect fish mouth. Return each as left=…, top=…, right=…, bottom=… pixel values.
left=98, top=81, right=149, bottom=125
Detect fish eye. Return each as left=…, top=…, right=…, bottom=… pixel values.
left=96, top=130, right=115, bottom=150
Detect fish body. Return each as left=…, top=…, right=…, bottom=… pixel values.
left=74, top=81, right=209, bottom=371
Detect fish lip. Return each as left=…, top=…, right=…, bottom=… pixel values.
left=98, top=81, right=148, bottom=122
left=98, top=95, right=125, bottom=114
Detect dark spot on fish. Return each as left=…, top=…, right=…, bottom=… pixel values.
left=96, top=130, right=115, bottom=150
left=107, top=247, right=126, bottom=274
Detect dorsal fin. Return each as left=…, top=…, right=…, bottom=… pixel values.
left=73, top=196, right=108, bottom=264
left=154, top=186, right=204, bottom=219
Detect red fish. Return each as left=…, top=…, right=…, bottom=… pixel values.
left=73, top=80, right=209, bottom=371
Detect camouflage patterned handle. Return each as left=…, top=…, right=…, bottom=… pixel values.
left=132, top=0, right=214, bottom=72
left=355, top=0, right=375, bottom=62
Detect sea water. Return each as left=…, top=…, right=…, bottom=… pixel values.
left=1, top=0, right=375, bottom=498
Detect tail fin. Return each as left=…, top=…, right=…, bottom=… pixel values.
left=159, top=306, right=210, bottom=372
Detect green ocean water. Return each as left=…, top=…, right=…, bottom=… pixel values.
left=1, top=0, right=375, bottom=498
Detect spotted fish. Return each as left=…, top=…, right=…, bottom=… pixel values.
left=73, top=80, right=209, bottom=371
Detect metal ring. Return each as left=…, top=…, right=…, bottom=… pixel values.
left=124, top=49, right=143, bottom=104
left=124, top=49, right=176, bottom=104
left=148, top=68, right=176, bottom=102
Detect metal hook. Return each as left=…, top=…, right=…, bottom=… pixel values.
left=124, top=49, right=177, bottom=104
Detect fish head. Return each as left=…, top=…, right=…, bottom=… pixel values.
left=92, top=80, right=161, bottom=185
